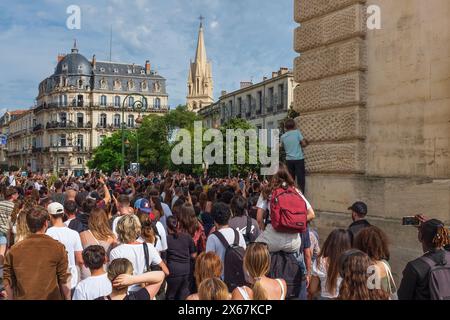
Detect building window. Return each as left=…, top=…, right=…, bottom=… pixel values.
left=100, top=114, right=107, bottom=128
left=278, top=84, right=284, bottom=108
left=77, top=158, right=84, bottom=165
left=60, top=94, right=67, bottom=107
left=246, top=95, right=252, bottom=116
left=77, top=113, right=84, bottom=128
left=59, top=134, right=66, bottom=147
left=59, top=113, right=67, bottom=125
left=77, top=94, right=84, bottom=107
left=60, top=157, right=65, bottom=165
left=268, top=87, right=274, bottom=109
left=115, top=96, right=121, bottom=107
left=114, top=114, right=121, bottom=127
left=237, top=97, right=242, bottom=115
left=154, top=98, right=161, bottom=109
left=77, top=134, right=84, bottom=148
left=128, top=96, right=134, bottom=107
left=258, top=91, right=263, bottom=112
left=128, top=115, right=134, bottom=127
left=100, top=95, right=107, bottom=106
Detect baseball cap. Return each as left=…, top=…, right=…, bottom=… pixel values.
left=48, top=202, right=65, bottom=215
left=348, top=201, right=368, bottom=216
left=134, top=198, right=152, bottom=213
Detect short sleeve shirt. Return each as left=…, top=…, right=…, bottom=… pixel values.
left=281, top=130, right=304, bottom=160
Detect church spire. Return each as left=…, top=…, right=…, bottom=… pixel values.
left=186, top=17, right=214, bottom=113
left=195, top=16, right=207, bottom=64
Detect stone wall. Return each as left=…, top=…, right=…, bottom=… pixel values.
left=293, top=0, right=450, bottom=283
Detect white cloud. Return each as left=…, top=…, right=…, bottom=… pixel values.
left=210, top=20, right=219, bottom=29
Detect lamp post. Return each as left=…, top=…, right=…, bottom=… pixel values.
left=121, top=94, right=148, bottom=176
left=135, top=113, right=143, bottom=177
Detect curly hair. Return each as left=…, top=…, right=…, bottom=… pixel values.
left=353, top=226, right=390, bottom=261
left=338, top=249, right=390, bottom=300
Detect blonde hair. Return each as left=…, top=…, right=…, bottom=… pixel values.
left=194, top=252, right=223, bottom=288
left=107, top=258, right=133, bottom=291
left=116, top=215, right=141, bottom=244
left=198, top=278, right=230, bottom=300
left=243, top=243, right=271, bottom=300
left=15, top=208, right=31, bottom=243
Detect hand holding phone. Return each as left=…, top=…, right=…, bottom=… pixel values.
left=402, top=216, right=420, bottom=226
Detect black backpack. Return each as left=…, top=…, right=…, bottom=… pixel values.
left=421, top=250, right=450, bottom=300
left=269, top=251, right=302, bottom=299
left=243, top=216, right=254, bottom=244
left=213, top=229, right=246, bottom=291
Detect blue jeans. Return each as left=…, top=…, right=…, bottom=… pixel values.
left=0, top=232, right=7, bottom=246
left=294, top=251, right=308, bottom=300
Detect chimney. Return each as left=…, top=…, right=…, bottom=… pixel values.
left=145, top=60, right=151, bottom=75
left=279, top=67, right=289, bottom=75
left=240, top=81, right=253, bottom=89
left=272, top=72, right=278, bottom=78
left=221, top=90, right=227, bottom=96
left=92, top=54, right=96, bottom=68
left=57, top=54, right=66, bottom=63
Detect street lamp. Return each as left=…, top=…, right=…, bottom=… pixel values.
left=121, top=94, right=148, bottom=176
left=135, top=114, right=144, bottom=176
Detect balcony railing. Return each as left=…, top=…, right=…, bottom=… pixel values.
left=46, top=121, right=92, bottom=129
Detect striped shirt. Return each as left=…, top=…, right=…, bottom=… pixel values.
left=0, top=200, right=15, bottom=234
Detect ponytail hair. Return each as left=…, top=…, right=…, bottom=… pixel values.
left=243, top=243, right=271, bottom=300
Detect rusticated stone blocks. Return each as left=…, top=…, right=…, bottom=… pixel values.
left=304, top=141, right=366, bottom=173
left=294, top=38, right=367, bottom=83
left=297, top=107, right=366, bottom=142
left=294, top=71, right=366, bottom=112
left=294, top=4, right=367, bottom=52
left=294, top=0, right=366, bottom=23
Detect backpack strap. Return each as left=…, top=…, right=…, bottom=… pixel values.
left=245, top=216, right=252, bottom=241
left=233, top=228, right=240, bottom=247
left=143, top=242, right=150, bottom=272
left=213, top=230, right=230, bottom=249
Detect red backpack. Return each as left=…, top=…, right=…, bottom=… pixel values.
left=270, top=186, right=307, bottom=233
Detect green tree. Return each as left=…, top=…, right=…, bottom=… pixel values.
left=87, top=130, right=136, bottom=173
left=206, top=118, right=261, bottom=177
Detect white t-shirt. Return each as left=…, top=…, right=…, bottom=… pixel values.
left=159, top=202, right=173, bottom=231
left=72, top=273, right=112, bottom=300
left=109, top=242, right=162, bottom=292
left=312, top=257, right=342, bottom=299
left=46, top=226, right=83, bottom=289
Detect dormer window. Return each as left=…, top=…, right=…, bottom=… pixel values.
left=114, top=68, right=119, bottom=73
left=62, top=64, right=68, bottom=72
left=78, top=79, right=83, bottom=89
left=78, top=65, right=83, bottom=73
left=114, top=79, right=122, bottom=90
left=141, top=81, right=148, bottom=91
left=140, top=70, right=145, bottom=75
left=128, top=80, right=135, bottom=90
left=100, top=67, right=105, bottom=72
left=127, top=69, right=132, bottom=74
left=100, top=79, right=107, bottom=89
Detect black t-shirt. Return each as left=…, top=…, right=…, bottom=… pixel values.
left=95, top=288, right=151, bottom=300
left=166, top=232, right=196, bottom=276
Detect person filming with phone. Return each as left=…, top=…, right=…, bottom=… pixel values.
left=398, top=216, right=450, bottom=300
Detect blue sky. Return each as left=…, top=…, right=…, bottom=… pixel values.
left=0, top=0, right=296, bottom=113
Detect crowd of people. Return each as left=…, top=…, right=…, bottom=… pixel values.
left=0, top=163, right=449, bottom=301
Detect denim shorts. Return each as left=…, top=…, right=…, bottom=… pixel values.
left=0, top=232, right=7, bottom=246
